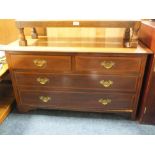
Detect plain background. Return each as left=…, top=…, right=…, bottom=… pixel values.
left=0, top=0, right=155, bottom=19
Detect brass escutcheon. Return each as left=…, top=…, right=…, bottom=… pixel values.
left=100, top=80, right=113, bottom=88
left=33, top=59, right=47, bottom=67
left=101, top=61, right=115, bottom=69
left=98, top=98, right=111, bottom=105
left=37, top=77, right=49, bottom=85
left=39, top=96, right=51, bottom=103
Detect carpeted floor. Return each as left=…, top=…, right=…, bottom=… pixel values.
left=0, top=107, right=155, bottom=135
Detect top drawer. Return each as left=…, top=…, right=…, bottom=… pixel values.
left=75, top=56, right=142, bottom=74
left=10, top=54, right=71, bottom=72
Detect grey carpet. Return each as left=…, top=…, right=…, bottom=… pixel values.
left=0, top=107, right=155, bottom=135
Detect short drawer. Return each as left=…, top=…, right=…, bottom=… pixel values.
left=75, top=56, right=142, bottom=74
left=10, top=54, right=71, bottom=72
left=19, top=90, right=134, bottom=111
left=15, top=72, right=138, bottom=92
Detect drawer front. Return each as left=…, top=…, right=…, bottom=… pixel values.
left=15, top=72, right=138, bottom=92
left=19, top=90, right=134, bottom=111
left=75, top=56, right=142, bottom=74
left=10, top=54, right=71, bottom=72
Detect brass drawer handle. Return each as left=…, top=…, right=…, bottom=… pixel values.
left=33, top=59, right=47, bottom=67
left=100, top=80, right=113, bottom=88
left=37, top=77, right=49, bottom=85
left=39, top=96, right=51, bottom=103
left=98, top=98, right=111, bottom=105
left=101, top=61, right=115, bottom=69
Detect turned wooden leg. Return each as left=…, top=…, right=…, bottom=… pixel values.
left=123, top=28, right=130, bottom=48
left=31, top=27, right=38, bottom=39
left=129, top=29, right=139, bottom=48
left=130, top=22, right=141, bottom=48
left=44, top=28, right=47, bottom=36
left=18, top=28, right=27, bottom=46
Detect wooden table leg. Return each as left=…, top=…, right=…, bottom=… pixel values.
left=130, top=22, right=141, bottom=47
left=123, top=28, right=130, bottom=48
left=19, top=28, right=27, bottom=46
left=31, top=27, right=38, bottom=39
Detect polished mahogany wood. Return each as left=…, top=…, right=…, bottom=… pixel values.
left=5, top=50, right=148, bottom=119
left=10, top=54, right=71, bottom=72
left=75, top=56, right=142, bottom=74
left=2, top=37, right=152, bottom=54
left=15, top=20, right=141, bottom=48
left=19, top=89, right=134, bottom=112
left=138, top=21, right=155, bottom=124
left=31, top=28, right=38, bottom=39
left=140, top=59, right=155, bottom=124
left=14, top=72, right=138, bottom=92
left=139, top=21, right=155, bottom=52
left=16, top=20, right=139, bottom=28
left=18, top=28, right=27, bottom=46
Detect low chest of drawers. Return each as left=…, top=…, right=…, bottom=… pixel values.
left=2, top=20, right=153, bottom=120
left=5, top=50, right=149, bottom=119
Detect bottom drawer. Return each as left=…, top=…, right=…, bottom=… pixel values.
left=19, top=90, right=134, bottom=112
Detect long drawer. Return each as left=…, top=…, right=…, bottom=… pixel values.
left=75, top=56, right=142, bottom=74
left=10, top=54, right=71, bottom=72
left=15, top=72, right=138, bottom=92
left=19, top=90, right=134, bottom=111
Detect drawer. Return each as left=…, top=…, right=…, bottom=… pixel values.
left=15, top=72, right=138, bottom=92
left=19, top=90, right=134, bottom=111
left=75, top=56, right=142, bottom=74
left=10, top=54, right=71, bottom=72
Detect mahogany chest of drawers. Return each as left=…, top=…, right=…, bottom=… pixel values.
left=5, top=51, right=148, bottom=119
left=2, top=20, right=153, bottom=120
